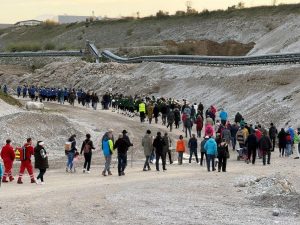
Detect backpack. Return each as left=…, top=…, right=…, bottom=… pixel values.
left=83, top=141, right=91, bottom=153
left=19, top=146, right=28, bottom=161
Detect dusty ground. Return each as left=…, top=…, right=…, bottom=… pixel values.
left=0, top=101, right=299, bottom=225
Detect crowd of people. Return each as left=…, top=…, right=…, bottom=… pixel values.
left=0, top=86, right=300, bottom=186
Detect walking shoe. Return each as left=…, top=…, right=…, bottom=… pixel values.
left=163, top=168, right=167, bottom=171
left=143, top=168, right=147, bottom=171
left=170, top=161, right=173, bottom=164
left=148, top=167, right=151, bottom=171
left=108, top=171, right=112, bottom=176
left=83, top=169, right=86, bottom=173
left=87, top=171, right=90, bottom=174
left=121, top=172, right=125, bottom=176
left=40, top=182, right=45, bottom=185
left=17, top=178, right=23, bottom=184
left=66, top=167, right=69, bottom=173
left=2, top=178, right=8, bottom=183
left=102, top=171, right=107, bottom=176
left=31, top=179, right=36, bottom=184
left=9, top=177, right=14, bottom=182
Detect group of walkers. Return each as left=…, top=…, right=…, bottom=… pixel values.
left=0, top=138, right=48, bottom=186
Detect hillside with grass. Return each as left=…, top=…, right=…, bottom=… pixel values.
left=0, top=4, right=300, bottom=56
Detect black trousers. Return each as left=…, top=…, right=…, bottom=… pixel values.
left=189, top=149, right=199, bottom=163
left=218, top=156, right=227, bottom=172
left=165, top=150, right=173, bottom=164
left=83, top=152, right=92, bottom=171
left=263, top=151, right=271, bottom=165
left=175, top=120, right=180, bottom=128
left=200, top=152, right=207, bottom=166
left=270, top=137, right=276, bottom=151
left=247, top=148, right=257, bottom=164
left=156, top=152, right=166, bottom=171
left=37, top=169, right=46, bottom=182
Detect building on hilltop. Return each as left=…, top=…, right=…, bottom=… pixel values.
left=58, top=15, right=102, bottom=24
left=14, top=20, right=43, bottom=26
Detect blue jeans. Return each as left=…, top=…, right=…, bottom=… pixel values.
left=118, top=153, right=127, bottom=174
left=67, top=152, right=74, bottom=170
left=286, top=144, right=292, bottom=156
left=231, top=137, right=237, bottom=150
left=206, top=154, right=215, bottom=171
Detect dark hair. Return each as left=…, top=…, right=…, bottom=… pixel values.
left=157, top=132, right=161, bottom=136
left=27, top=138, right=32, bottom=143
left=179, top=135, right=183, bottom=139
left=270, top=123, right=274, bottom=126
left=6, top=139, right=11, bottom=144
left=86, top=134, right=91, bottom=139
left=146, top=130, right=151, bottom=134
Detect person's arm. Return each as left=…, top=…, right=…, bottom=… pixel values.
left=90, top=141, right=95, bottom=150
left=10, top=147, right=15, bottom=161
left=80, top=141, right=85, bottom=154
left=40, top=149, right=47, bottom=159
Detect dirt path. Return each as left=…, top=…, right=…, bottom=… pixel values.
left=1, top=101, right=299, bottom=225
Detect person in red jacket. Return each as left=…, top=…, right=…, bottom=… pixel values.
left=1, top=139, right=15, bottom=182
left=17, top=138, right=35, bottom=184
left=196, top=115, right=203, bottom=138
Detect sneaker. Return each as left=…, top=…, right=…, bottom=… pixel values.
left=163, top=168, right=167, bottom=171
left=294, top=157, right=299, bottom=159
left=143, top=168, right=147, bottom=171
left=66, top=168, right=69, bottom=173
left=17, top=178, right=23, bottom=184
left=2, top=179, right=8, bottom=183
left=31, top=179, right=36, bottom=184
left=9, top=177, right=14, bottom=182
left=87, top=171, right=90, bottom=174
left=83, top=169, right=86, bottom=173
left=40, top=182, right=45, bottom=185
left=102, top=171, right=107, bottom=176
left=108, top=171, right=113, bottom=176
left=121, top=172, right=125, bottom=176
left=148, top=167, right=151, bottom=171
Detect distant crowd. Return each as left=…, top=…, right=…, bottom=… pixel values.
left=0, top=84, right=300, bottom=187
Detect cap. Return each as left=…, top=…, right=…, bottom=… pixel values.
left=122, top=130, right=128, bottom=134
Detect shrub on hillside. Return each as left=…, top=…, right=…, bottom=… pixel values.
left=44, top=43, right=55, bottom=50
left=7, top=42, right=42, bottom=52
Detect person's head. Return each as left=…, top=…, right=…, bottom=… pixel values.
left=192, top=134, right=196, bottom=138
left=146, top=130, right=151, bottom=134
left=37, top=141, right=44, bottom=146
left=281, top=128, right=284, bottom=132
left=179, top=135, right=183, bottom=140
left=118, top=133, right=123, bottom=139
left=71, top=134, right=76, bottom=139
left=86, top=134, right=91, bottom=139
left=108, top=128, right=113, bottom=133
left=157, top=132, right=161, bottom=137
left=122, top=130, right=128, bottom=135
left=27, top=138, right=32, bottom=144
left=270, top=123, right=274, bottom=127
left=205, top=136, right=209, bottom=140
left=6, top=139, right=11, bottom=145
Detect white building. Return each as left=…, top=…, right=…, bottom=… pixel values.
left=14, top=20, right=42, bottom=26
left=58, top=15, right=101, bottom=24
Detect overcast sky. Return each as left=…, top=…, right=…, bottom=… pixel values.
left=0, top=0, right=298, bottom=23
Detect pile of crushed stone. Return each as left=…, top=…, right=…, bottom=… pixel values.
left=235, top=174, right=300, bottom=214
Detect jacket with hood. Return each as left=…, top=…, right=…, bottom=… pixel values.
left=204, top=138, right=218, bottom=156
left=142, top=134, right=153, bottom=156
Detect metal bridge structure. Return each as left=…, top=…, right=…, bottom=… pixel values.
left=1, top=40, right=300, bottom=66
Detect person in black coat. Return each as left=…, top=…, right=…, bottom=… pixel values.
left=259, top=132, right=272, bottom=165
left=277, top=128, right=286, bottom=157
left=153, top=132, right=166, bottom=171
left=114, top=133, right=131, bottom=176
left=245, top=131, right=258, bottom=164
left=153, top=104, right=159, bottom=124
left=80, top=134, right=95, bottom=173
left=188, top=134, right=198, bottom=163
left=217, top=139, right=229, bottom=172
left=34, top=141, right=49, bottom=184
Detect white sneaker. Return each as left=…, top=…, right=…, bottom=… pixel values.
left=87, top=171, right=90, bottom=174
left=36, top=180, right=40, bottom=185
left=40, top=182, right=45, bottom=185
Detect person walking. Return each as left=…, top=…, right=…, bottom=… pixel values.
left=80, top=134, right=95, bottom=173
left=166, top=109, right=175, bottom=132
left=245, top=131, right=258, bottom=164
left=153, top=132, right=166, bottom=171
left=142, top=130, right=153, bottom=171
left=176, top=135, right=186, bottom=165
left=147, top=103, right=154, bottom=124
left=269, top=123, right=278, bottom=152
left=1, top=139, right=15, bottom=183
left=184, top=115, right=193, bottom=138
left=102, top=135, right=114, bottom=176
left=195, top=115, right=203, bottom=138
left=66, top=134, right=77, bottom=173
left=188, top=134, right=199, bottom=163
left=153, top=104, right=159, bottom=124
left=285, top=131, right=293, bottom=157
left=278, top=128, right=286, bottom=157
left=204, top=136, right=217, bottom=172
left=17, top=138, right=35, bottom=184
left=258, top=131, right=272, bottom=165
left=219, top=108, right=228, bottom=126
left=174, top=108, right=181, bottom=129
left=200, top=136, right=209, bottom=166
left=217, top=139, right=229, bottom=172
left=139, top=101, right=146, bottom=123
left=230, top=123, right=239, bottom=151
left=34, top=141, right=49, bottom=184
left=163, top=132, right=173, bottom=164
left=114, top=133, right=131, bottom=176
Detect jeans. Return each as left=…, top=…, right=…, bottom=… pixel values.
left=231, top=137, right=237, bottom=150
left=167, top=122, right=173, bottom=132
left=59, top=96, right=64, bottom=104
left=118, top=153, right=127, bottom=174
left=103, top=156, right=112, bottom=172
left=206, top=154, right=215, bottom=171
left=286, top=144, right=292, bottom=156
left=156, top=152, right=166, bottom=171
left=197, top=129, right=202, bottom=138
left=67, top=152, right=74, bottom=170
left=247, top=148, right=257, bottom=164
left=144, top=155, right=151, bottom=169
left=150, top=151, right=155, bottom=162
left=271, top=137, right=276, bottom=151
left=83, top=152, right=92, bottom=171
left=37, top=169, right=46, bottom=182
left=189, top=149, right=199, bottom=163
left=279, top=147, right=285, bottom=156
left=178, top=152, right=183, bottom=165
left=185, top=127, right=191, bottom=138
left=175, top=120, right=180, bottom=128
left=162, top=114, right=167, bottom=125
left=93, top=103, right=98, bottom=110
left=140, top=112, right=145, bottom=122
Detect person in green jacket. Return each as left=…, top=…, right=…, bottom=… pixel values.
left=293, top=130, right=300, bottom=159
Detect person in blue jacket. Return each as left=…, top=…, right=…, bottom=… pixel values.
left=102, top=136, right=114, bottom=176
left=204, top=136, right=218, bottom=172
left=0, top=160, right=3, bottom=186
left=219, top=108, right=228, bottom=126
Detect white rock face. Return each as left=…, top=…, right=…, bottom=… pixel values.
left=25, top=102, right=45, bottom=110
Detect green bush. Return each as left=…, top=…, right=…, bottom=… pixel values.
left=44, top=42, right=55, bottom=50
left=7, top=42, right=42, bottom=52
